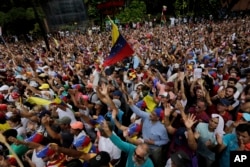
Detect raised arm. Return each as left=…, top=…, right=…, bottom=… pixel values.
left=128, top=97, right=149, bottom=120
left=183, top=114, right=198, bottom=151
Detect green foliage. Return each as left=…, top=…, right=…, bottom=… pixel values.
left=116, top=0, right=146, bottom=24
left=0, top=0, right=46, bottom=34
left=174, top=0, right=221, bottom=17
left=0, top=12, right=7, bottom=25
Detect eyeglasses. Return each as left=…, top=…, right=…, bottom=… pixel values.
left=134, top=150, right=145, bottom=161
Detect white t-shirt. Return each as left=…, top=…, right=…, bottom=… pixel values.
left=56, top=107, right=76, bottom=123
left=32, top=149, right=45, bottom=167
left=98, top=135, right=121, bottom=160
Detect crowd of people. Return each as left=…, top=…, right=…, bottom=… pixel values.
left=0, top=14, right=250, bottom=167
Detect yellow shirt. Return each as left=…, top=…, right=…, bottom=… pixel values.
left=0, top=122, right=10, bottom=132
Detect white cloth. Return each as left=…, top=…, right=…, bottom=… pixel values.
left=212, top=114, right=225, bottom=136
left=98, top=135, right=121, bottom=160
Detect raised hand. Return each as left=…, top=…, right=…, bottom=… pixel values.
left=164, top=103, right=172, bottom=117
left=183, top=114, right=197, bottom=129
left=127, top=96, right=134, bottom=106
left=100, top=83, right=109, bottom=96
left=175, top=100, right=184, bottom=111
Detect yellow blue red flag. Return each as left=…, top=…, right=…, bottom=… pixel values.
left=103, top=19, right=134, bottom=67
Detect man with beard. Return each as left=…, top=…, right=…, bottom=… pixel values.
left=212, top=85, right=239, bottom=120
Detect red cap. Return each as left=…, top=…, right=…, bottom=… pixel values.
left=11, top=92, right=20, bottom=99
left=62, top=75, right=69, bottom=81
left=0, top=104, right=7, bottom=110
left=166, top=82, right=174, bottom=88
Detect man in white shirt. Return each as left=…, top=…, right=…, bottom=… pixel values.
left=54, top=103, right=77, bottom=123
left=96, top=123, right=121, bottom=166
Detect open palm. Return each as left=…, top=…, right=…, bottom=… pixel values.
left=184, top=114, right=197, bottom=129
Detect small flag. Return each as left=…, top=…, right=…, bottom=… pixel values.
left=73, top=135, right=91, bottom=148
left=25, top=133, right=43, bottom=143
left=53, top=37, right=59, bottom=48
left=36, top=145, right=55, bottom=158
left=103, top=18, right=134, bottom=67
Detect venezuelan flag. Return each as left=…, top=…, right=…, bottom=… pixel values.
left=103, top=20, right=134, bottom=67
left=25, top=132, right=43, bottom=143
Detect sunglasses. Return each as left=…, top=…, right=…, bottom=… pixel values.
left=134, top=150, right=145, bottom=161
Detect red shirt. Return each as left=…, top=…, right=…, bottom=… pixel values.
left=188, top=106, right=210, bottom=123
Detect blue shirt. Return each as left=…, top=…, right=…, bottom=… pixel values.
left=110, top=133, right=154, bottom=167
left=220, top=133, right=239, bottom=167
left=130, top=105, right=169, bottom=149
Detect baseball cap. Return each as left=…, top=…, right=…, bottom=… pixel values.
left=56, top=116, right=71, bottom=125
left=0, top=104, right=7, bottom=110
left=88, top=151, right=111, bottom=167
left=86, top=83, right=93, bottom=89
left=7, top=155, right=17, bottom=166
left=173, top=63, right=180, bottom=69
left=38, top=73, right=48, bottom=78
left=112, top=99, right=121, bottom=108
left=95, top=115, right=105, bottom=124
left=218, top=98, right=230, bottom=106
left=0, top=85, right=9, bottom=91
left=11, top=92, right=20, bottom=99
left=154, top=108, right=164, bottom=119
left=160, top=92, right=169, bottom=98
left=166, top=82, right=174, bottom=88
left=112, top=90, right=122, bottom=98
left=170, top=151, right=191, bottom=167
left=29, top=81, right=38, bottom=87
left=71, top=84, right=84, bottom=90
left=127, top=123, right=142, bottom=136
left=39, top=83, right=50, bottom=90
left=70, top=121, right=84, bottom=130
left=38, top=110, right=51, bottom=118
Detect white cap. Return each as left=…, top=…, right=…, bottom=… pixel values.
left=112, top=99, right=121, bottom=108
left=173, top=63, right=180, bottom=69
left=15, top=75, right=23, bottom=79
left=0, top=85, right=9, bottom=91
left=29, top=81, right=38, bottom=87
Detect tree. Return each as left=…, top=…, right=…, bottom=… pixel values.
left=116, top=0, right=146, bottom=24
